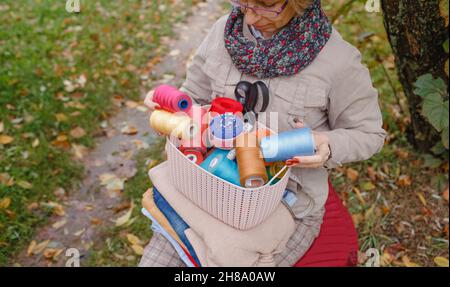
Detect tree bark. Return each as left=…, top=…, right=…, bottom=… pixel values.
left=381, top=0, right=449, bottom=153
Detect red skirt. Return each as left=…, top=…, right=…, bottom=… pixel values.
left=294, top=180, right=359, bottom=267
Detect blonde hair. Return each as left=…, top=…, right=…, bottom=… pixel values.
left=288, top=0, right=314, bottom=14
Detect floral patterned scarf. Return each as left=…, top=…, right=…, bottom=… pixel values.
left=224, top=0, right=332, bottom=79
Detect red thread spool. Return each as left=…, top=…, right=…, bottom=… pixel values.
left=153, top=84, right=193, bottom=113
left=183, top=149, right=204, bottom=165
left=210, top=97, right=243, bottom=115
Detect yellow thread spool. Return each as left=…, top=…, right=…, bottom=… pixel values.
left=149, top=109, right=198, bottom=140
left=269, top=161, right=287, bottom=179
left=236, top=133, right=268, bottom=188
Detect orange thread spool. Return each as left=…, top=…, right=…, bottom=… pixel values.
left=251, top=127, right=272, bottom=166
left=235, top=133, right=268, bottom=188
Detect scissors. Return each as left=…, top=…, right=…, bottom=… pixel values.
left=234, top=80, right=270, bottom=118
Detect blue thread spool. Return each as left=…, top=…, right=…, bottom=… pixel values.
left=200, top=149, right=241, bottom=186
left=209, top=114, right=244, bottom=150
left=260, top=128, right=315, bottom=162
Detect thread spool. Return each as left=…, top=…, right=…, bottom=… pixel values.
left=149, top=109, right=198, bottom=140
left=268, top=161, right=288, bottom=180
left=210, top=97, right=243, bottom=115
left=183, top=149, right=204, bottom=165
left=251, top=127, right=272, bottom=166
left=235, top=133, right=268, bottom=188
left=260, top=128, right=315, bottom=162
left=153, top=84, right=193, bottom=113
left=209, top=114, right=244, bottom=150
left=200, top=149, right=241, bottom=186
left=180, top=105, right=208, bottom=154
left=252, top=127, right=272, bottom=141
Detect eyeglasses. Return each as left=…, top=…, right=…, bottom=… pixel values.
left=230, top=0, right=289, bottom=19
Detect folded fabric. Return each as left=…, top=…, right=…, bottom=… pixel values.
left=142, top=189, right=188, bottom=252
left=141, top=208, right=197, bottom=267
left=151, top=187, right=201, bottom=265
left=147, top=161, right=297, bottom=267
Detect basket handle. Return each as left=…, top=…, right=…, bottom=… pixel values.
left=267, top=165, right=290, bottom=186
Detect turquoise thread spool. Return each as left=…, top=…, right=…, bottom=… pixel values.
left=260, top=128, right=315, bottom=163
left=200, top=149, right=241, bottom=186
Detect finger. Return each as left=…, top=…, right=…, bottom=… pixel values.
left=144, top=90, right=157, bottom=108
left=287, top=160, right=323, bottom=168
left=294, top=119, right=305, bottom=128
left=293, top=155, right=324, bottom=165
left=316, top=143, right=330, bottom=160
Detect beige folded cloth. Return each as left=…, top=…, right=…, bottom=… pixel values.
left=147, top=161, right=296, bottom=267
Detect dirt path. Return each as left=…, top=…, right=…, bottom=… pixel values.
left=14, top=0, right=227, bottom=267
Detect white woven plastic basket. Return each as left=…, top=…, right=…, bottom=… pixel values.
left=165, top=134, right=291, bottom=230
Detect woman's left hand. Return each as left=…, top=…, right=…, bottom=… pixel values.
left=285, top=121, right=331, bottom=168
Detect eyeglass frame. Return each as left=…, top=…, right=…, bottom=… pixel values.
left=230, top=0, right=289, bottom=19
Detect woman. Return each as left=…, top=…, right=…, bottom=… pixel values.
left=140, top=0, right=387, bottom=267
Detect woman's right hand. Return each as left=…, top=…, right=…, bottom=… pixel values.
left=144, top=90, right=160, bottom=111
left=144, top=90, right=165, bottom=136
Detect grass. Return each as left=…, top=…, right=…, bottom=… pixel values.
left=0, top=0, right=195, bottom=266
left=86, top=138, right=166, bottom=267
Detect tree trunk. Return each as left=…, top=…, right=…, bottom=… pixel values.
left=381, top=0, right=449, bottom=153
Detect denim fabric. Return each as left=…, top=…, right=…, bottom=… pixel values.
left=283, top=189, right=298, bottom=207
left=153, top=187, right=201, bottom=265
left=141, top=208, right=195, bottom=267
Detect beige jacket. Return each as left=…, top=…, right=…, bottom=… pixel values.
left=180, top=15, right=387, bottom=217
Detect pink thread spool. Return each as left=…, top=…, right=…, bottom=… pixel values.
left=153, top=85, right=193, bottom=113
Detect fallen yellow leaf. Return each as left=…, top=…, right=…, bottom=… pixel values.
left=30, top=240, right=50, bottom=255
left=402, top=256, right=420, bottom=267
left=72, top=144, right=88, bottom=159
left=397, top=175, right=412, bottom=187
left=125, top=101, right=139, bottom=108
left=380, top=250, right=394, bottom=267
left=43, top=248, right=64, bottom=259
left=416, top=192, right=427, bottom=207
left=0, top=135, right=14, bottom=144
left=52, top=219, right=67, bottom=230
left=55, top=113, right=69, bottom=122
left=126, top=233, right=143, bottom=246
left=32, top=138, right=40, bottom=148
left=121, top=125, right=138, bottom=135
left=73, top=228, right=85, bottom=237
left=16, top=180, right=32, bottom=190
left=115, top=203, right=134, bottom=227
left=27, top=240, right=36, bottom=257
left=434, top=256, right=449, bottom=267
left=346, top=168, right=359, bottom=182
left=0, top=197, right=11, bottom=209
left=70, top=126, right=86, bottom=139
left=131, top=244, right=144, bottom=256
left=352, top=187, right=366, bottom=205
left=0, top=173, right=14, bottom=187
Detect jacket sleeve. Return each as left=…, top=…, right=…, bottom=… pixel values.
left=323, top=49, right=387, bottom=168
left=179, top=26, right=214, bottom=105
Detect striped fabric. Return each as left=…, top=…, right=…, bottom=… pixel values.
left=294, top=180, right=359, bottom=267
